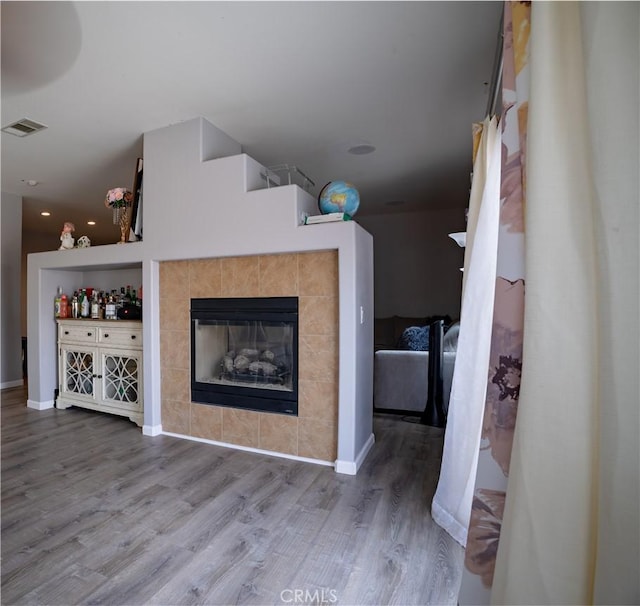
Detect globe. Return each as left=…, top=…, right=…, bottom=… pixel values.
left=318, top=181, right=360, bottom=216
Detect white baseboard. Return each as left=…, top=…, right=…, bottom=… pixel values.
left=161, top=431, right=335, bottom=469
left=27, top=399, right=55, bottom=410
left=142, top=424, right=162, bottom=436
left=335, top=432, right=375, bottom=475
left=1, top=379, right=24, bottom=389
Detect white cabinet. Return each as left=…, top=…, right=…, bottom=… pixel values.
left=56, top=319, right=143, bottom=426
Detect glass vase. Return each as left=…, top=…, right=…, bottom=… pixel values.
left=117, top=206, right=131, bottom=244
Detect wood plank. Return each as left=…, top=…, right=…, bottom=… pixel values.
left=1, top=387, right=463, bottom=605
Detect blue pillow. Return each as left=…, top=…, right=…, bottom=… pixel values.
left=397, top=325, right=429, bottom=351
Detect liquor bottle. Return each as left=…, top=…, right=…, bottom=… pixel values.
left=71, top=292, right=80, bottom=319
left=54, top=287, right=63, bottom=318
left=125, top=285, right=132, bottom=306
left=59, top=293, right=68, bottom=318
left=80, top=289, right=90, bottom=318
left=105, top=294, right=117, bottom=320
left=77, top=289, right=84, bottom=315
left=91, top=291, right=100, bottom=319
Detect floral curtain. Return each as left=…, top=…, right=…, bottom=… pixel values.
left=457, top=2, right=530, bottom=602
left=491, top=2, right=639, bottom=602
left=460, top=2, right=639, bottom=603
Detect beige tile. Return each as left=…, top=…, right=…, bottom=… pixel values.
left=258, top=253, right=298, bottom=297
left=221, top=256, right=260, bottom=297
left=160, top=252, right=341, bottom=460
left=298, top=250, right=338, bottom=296
left=299, top=296, right=338, bottom=337
left=160, top=329, right=190, bottom=370
left=189, top=258, right=222, bottom=299
left=298, top=418, right=337, bottom=461
left=159, top=261, right=189, bottom=301
left=161, top=368, right=190, bottom=403
left=222, top=407, right=260, bottom=448
left=159, top=297, right=190, bottom=331
left=298, top=379, right=338, bottom=423
left=162, top=399, right=190, bottom=435
left=259, top=413, right=298, bottom=455
left=190, top=403, right=223, bottom=441
left=299, top=334, right=338, bottom=382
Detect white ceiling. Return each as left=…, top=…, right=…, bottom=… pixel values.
left=2, top=1, right=502, bottom=245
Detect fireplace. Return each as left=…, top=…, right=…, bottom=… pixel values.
left=190, top=297, right=298, bottom=415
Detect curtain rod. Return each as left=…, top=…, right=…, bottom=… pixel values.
left=485, top=10, right=505, bottom=118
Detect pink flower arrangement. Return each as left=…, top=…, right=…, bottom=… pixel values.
left=105, top=187, right=133, bottom=209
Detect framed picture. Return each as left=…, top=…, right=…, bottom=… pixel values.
left=130, top=157, right=143, bottom=241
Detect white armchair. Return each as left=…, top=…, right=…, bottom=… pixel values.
left=373, top=321, right=459, bottom=415
left=373, top=350, right=456, bottom=414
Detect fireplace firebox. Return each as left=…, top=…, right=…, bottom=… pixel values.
left=190, top=297, right=298, bottom=415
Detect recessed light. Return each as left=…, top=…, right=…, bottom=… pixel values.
left=348, top=144, right=376, bottom=155
left=87, top=221, right=96, bottom=226
left=21, top=179, right=39, bottom=186
left=40, top=211, right=51, bottom=216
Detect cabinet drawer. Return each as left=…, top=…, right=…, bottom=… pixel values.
left=59, top=324, right=97, bottom=344
left=98, top=327, right=142, bottom=347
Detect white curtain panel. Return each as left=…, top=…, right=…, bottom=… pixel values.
left=583, top=3, right=640, bottom=601
left=431, top=116, right=501, bottom=547
left=492, top=2, right=639, bottom=604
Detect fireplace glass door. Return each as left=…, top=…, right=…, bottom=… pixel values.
left=191, top=297, right=298, bottom=415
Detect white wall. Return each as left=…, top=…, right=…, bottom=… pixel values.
left=26, top=118, right=375, bottom=474
left=21, top=229, right=63, bottom=337
left=357, top=208, right=465, bottom=319
left=1, top=191, right=24, bottom=387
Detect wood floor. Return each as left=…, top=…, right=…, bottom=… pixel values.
left=1, top=385, right=463, bottom=606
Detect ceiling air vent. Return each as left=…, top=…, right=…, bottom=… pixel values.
left=2, top=118, right=48, bottom=137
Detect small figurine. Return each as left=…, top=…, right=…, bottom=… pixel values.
left=76, top=235, right=91, bottom=248
left=59, top=222, right=75, bottom=250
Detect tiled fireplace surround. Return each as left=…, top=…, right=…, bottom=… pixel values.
left=160, top=250, right=339, bottom=462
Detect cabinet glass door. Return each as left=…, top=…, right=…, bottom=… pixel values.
left=62, top=348, right=95, bottom=396
left=102, top=352, right=140, bottom=406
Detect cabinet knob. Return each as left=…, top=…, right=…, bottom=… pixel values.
left=104, top=334, right=109, bottom=338
left=87, top=332, right=92, bottom=336
left=131, top=335, right=136, bottom=340
left=64, top=330, right=69, bottom=335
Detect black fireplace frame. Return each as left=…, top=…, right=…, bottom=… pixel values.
left=190, top=297, right=298, bottom=416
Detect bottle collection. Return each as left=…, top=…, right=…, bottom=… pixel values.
left=54, top=285, right=142, bottom=320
